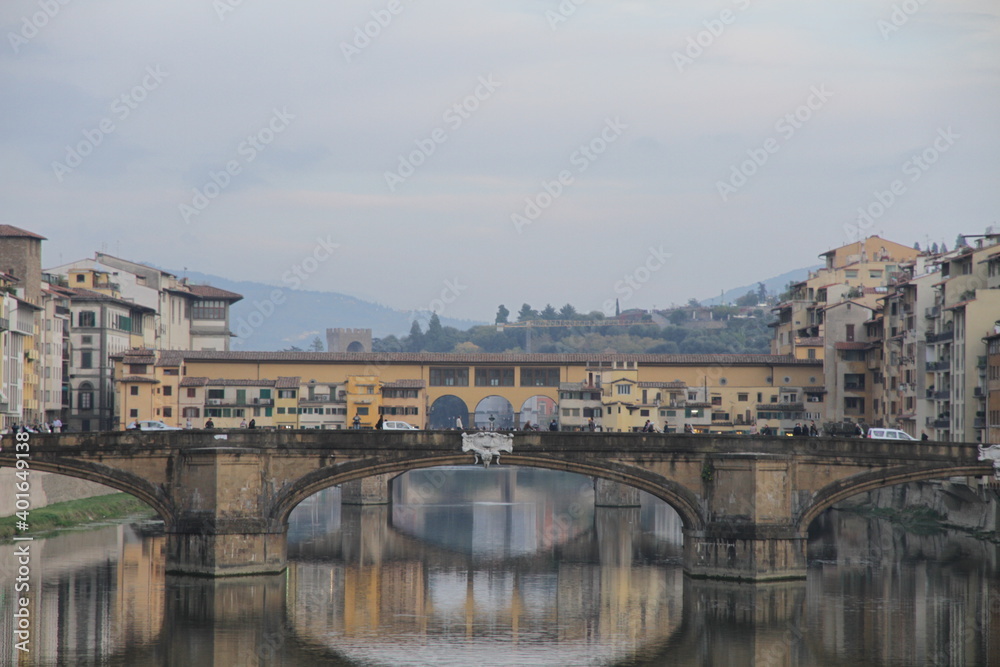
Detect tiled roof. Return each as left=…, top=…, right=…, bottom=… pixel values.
left=381, top=379, right=426, bottom=389
left=275, top=376, right=300, bottom=388
left=0, top=225, right=46, bottom=240
left=121, top=375, right=158, bottom=383
left=187, top=284, right=243, bottom=301
left=179, top=377, right=277, bottom=387
left=147, top=350, right=822, bottom=366
left=834, top=342, right=872, bottom=350
left=796, top=337, right=823, bottom=346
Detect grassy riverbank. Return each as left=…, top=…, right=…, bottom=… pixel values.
left=0, top=493, right=156, bottom=541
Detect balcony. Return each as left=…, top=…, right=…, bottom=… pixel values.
left=973, top=387, right=985, bottom=399
left=926, top=330, right=953, bottom=344
left=933, top=390, right=951, bottom=400
left=0, top=317, right=8, bottom=331
left=843, top=383, right=866, bottom=392
left=977, top=356, right=987, bottom=369
left=926, top=360, right=950, bottom=372
left=925, top=306, right=940, bottom=319
left=974, top=417, right=986, bottom=429
left=250, top=398, right=274, bottom=406
left=932, top=418, right=950, bottom=429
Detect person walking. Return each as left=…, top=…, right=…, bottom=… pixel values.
left=809, top=421, right=819, bottom=436
left=248, top=418, right=256, bottom=429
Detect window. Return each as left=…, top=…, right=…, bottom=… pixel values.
left=845, top=270, right=858, bottom=279
left=81, top=335, right=93, bottom=344
left=640, top=409, right=649, bottom=417
left=78, top=311, right=96, bottom=327
left=187, top=388, right=197, bottom=398
left=520, top=367, right=560, bottom=387
left=869, top=270, right=883, bottom=279
left=475, top=368, right=514, bottom=386
left=846, top=324, right=855, bottom=342
left=711, top=396, right=722, bottom=406
left=356, top=407, right=369, bottom=415
left=277, top=407, right=285, bottom=414
left=81, top=351, right=93, bottom=369
left=808, top=348, right=816, bottom=359
left=78, top=383, right=94, bottom=410
left=129, top=409, right=138, bottom=418
left=685, top=407, right=703, bottom=418
left=130, top=364, right=147, bottom=374
left=163, top=368, right=178, bottom=376
left=616, top=384, right=632, bottom=395
left=130, top=386, right=139, bottom=396
left=278, top=389, right=297, bottom=399
left=737, top=393, right=749, bottom=402
left=260, top=389, right=272, bottom=399
left=163, top=407, right=172, bottom=418
left=207, top=389, right=225, bottom=400
left=164, top=386, right=172, bottom=396
left=430, top=368, right=469, bottom=386
left=192, top=299, right=227, bottom=320
left=182, top=407, right=200, bottom=418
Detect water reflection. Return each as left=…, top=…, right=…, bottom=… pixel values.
left=0, top=469, right=996, bottom=665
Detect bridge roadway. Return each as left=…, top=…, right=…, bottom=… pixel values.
left=0, top=430, right=990, bottom=581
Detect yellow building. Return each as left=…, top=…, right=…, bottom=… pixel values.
left=113, top=350, right=822, bottom=435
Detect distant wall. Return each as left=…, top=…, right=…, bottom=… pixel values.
left=0, top=469, right=118, bottom=517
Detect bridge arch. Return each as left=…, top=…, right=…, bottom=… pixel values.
left=474, top=395, right=515, bottom=430
left=271, top=454, right=705, bottom=531
left=0, top=458, right=174, bottom=526
left=796, top=463, right=994, bottom=532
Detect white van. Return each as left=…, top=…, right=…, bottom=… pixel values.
left=866, top=428, right=916, bottom=441
left=382, top=421, right=418, bottom=430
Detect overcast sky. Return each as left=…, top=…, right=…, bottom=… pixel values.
left=2, top=1, right=997, bottom=322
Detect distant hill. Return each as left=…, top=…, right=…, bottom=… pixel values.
left=700, top=265, right=822, bottom=306
left=174, top=270, right=485, bottom=351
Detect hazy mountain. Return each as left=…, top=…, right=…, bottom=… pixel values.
left=699, top=265, right=823, bottom=306
left=175, top=270, right=485, bottom=351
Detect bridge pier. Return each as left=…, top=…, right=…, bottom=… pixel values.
left=685, top=453, right=808, bottom=581
left=165, top=447, right=288, bottom=576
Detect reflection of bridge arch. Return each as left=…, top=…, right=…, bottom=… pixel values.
left=428, top=394, right=468, bottom=430
left=474, top=395, right=514, bottom=430
left=520, top=395, right=555, bottom=429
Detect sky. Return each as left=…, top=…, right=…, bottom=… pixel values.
left=1, top=0, right=998, bottom=323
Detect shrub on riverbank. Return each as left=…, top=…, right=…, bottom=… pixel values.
left=0, top=493, right=155, bottom=540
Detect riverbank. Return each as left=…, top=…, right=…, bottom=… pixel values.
left=840, top=503, right=1000, bottom=544
left=0, top=493, right=156, bottom=541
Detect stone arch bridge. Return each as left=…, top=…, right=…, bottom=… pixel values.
left=0, top=431, right=991, bottom=580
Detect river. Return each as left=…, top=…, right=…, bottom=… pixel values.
left=0, top=467, right=997, bottom=665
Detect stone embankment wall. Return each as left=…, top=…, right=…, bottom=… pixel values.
left=840, top=479, right=1000, bottom=533
left=0, top=469, right=117, bottom=517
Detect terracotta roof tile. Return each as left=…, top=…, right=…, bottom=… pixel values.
left=381, top=379, right=426, bottom=389
left=186, top=284, right=243, bottom=301
left=149, top=350, right=822, bottom=366
left=0, top=225, right=46, bottom=240
left=121, top=375, right=158, bottom=383
left=275, top=376, right=300, bottom=388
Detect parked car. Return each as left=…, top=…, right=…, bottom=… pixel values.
left=866, top=428, right=916, bottom=441
left=381, top=421, right=418, bottom=430
left=137, top=420, right=182, bottom=431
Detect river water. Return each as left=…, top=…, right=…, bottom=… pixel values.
left=0, top=467, right=997, bottom=666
